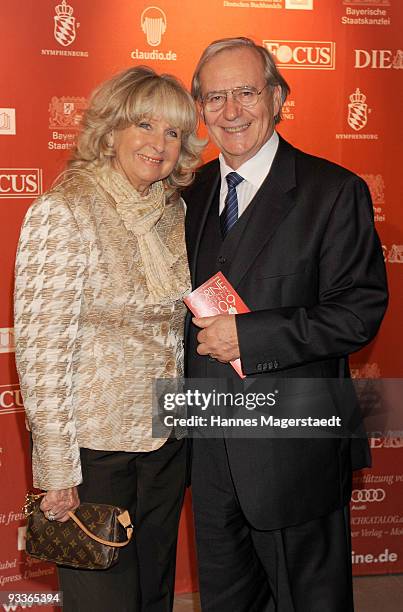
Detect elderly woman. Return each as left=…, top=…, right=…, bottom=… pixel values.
left=14, top=66, right=204, bottom=611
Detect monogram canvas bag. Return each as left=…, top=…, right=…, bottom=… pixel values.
left=24, top=492, right=134, bottom=570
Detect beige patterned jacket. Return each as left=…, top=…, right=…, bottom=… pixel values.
left=14, top=173, right=189, bottom=490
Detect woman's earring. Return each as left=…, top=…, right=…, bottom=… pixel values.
left=106, top=132, right=114, bottom=148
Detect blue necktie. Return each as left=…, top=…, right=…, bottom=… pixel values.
left=220, top=172, right=244, bottom=238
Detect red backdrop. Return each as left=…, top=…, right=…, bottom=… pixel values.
left=0, top=0, right=402, bottom=604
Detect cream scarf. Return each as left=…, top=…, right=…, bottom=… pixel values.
left=97, top=167, right=189, bottom=304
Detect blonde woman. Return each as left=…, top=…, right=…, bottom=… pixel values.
left=14, top=66, right=204, bottom=611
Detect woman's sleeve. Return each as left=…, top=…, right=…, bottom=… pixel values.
left=14, top=193, right=87, bottom=490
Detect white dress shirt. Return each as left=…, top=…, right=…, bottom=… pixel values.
left=219, top=130, right=279, bottom=217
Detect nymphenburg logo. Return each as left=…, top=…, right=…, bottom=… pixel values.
left=285, top=0, right=313, bottom=9
left=0, top=109, right=16, bottom=135
left=141, top=7, right=167, bottom=47
left=49, top=96, right=87, bottom=130
left=351, top=489, right=386, bottom=502
left=348, top=88, right=368, bottom=131
left=336, top=89, right=376, bottom=139
left=0, top=328, right=15, bottom=354
left=54, top=0, right=77, bottom=47
left=0, top=169, right=43, bottom=198
left=263, top=40, right=336, bottom=69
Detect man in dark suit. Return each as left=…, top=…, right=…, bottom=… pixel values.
left=183, top=37, right=388, bottom=611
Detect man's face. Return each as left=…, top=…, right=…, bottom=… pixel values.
left=199, top=47, right=281, bottom=170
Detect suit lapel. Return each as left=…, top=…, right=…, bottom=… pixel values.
left=227, top=137, right=298, bottom=289
left=185, top=161, right=220, bottom=286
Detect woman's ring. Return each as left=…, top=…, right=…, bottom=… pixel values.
left=46, top=510, right=56, bottom=521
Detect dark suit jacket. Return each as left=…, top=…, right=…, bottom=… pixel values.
left=183, top=136, right=388, bottom=530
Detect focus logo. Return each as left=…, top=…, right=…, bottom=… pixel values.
left=285, top=0, right=313, bottom=8
left=355, top=49, right=403, bottom=68
left=0, top=169, right=43, bottom=198
left=0, top=328, right=15, bottom=354
left=352, top=488, right=386, bottom=503
left=263, top=40, right=336, bottom=69
left=347, top=88, right=368, bottom=131
left=54, top=0, right=77, bottom=47
left=0, top=108, right=16, bottom=135
left=141, top=7, right=167, bottom=47
left=0, top=384, right=24, bottom=415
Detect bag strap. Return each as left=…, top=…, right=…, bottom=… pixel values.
left=67, top=509, right=133, bottom=547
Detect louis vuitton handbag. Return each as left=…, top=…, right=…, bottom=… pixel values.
left=23, top=492, right=134, bottom=570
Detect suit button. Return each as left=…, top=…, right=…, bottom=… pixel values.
left=268, top=361, right=273, bottom=370
left=262, top=362, right=268, bottom=371
left=273, top=360, right=279, bottom=369
left=257, top=363, right=263, bottom=372
left=217, top=256, right=226, bottom=264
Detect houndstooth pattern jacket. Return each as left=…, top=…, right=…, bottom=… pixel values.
left=14, top=173, right=189, bottom=490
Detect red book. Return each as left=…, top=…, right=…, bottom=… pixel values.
left=184, top=271, right=250, bottom=378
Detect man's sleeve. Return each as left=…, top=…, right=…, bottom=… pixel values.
left=237, top=175, right=388, bottom=375
left=14, top=194, right=87, bottom=489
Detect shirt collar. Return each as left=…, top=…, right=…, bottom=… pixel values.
left=219, top=130, right=279, bottom=187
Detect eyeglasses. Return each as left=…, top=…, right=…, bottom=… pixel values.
left=201, top=84, right=269, bottom=112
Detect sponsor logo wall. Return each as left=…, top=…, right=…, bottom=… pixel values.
left=0, top=0, right=401, bottom=601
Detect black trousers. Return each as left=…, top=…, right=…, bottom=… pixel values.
left=58, top=438, right=187, bottom=612
left=191, top=438, right=354, bottom=612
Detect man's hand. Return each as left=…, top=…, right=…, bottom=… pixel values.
left=193, top=314, right=240, bottom=363
left=40, top=486, right=80, bottom=523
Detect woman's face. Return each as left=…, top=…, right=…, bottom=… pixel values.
left=112, top=117, right=182, bottom=195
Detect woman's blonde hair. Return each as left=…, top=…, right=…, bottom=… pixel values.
left=68, top=66, right=205, bottom=199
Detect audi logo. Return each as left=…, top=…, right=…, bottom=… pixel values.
left=351, top=488, right=386, bottom=503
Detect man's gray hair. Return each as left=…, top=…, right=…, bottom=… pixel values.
left=191, top=37, right=290, bottom=125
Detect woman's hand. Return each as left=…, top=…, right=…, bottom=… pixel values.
left=40, top=487, right=80, bottom=523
